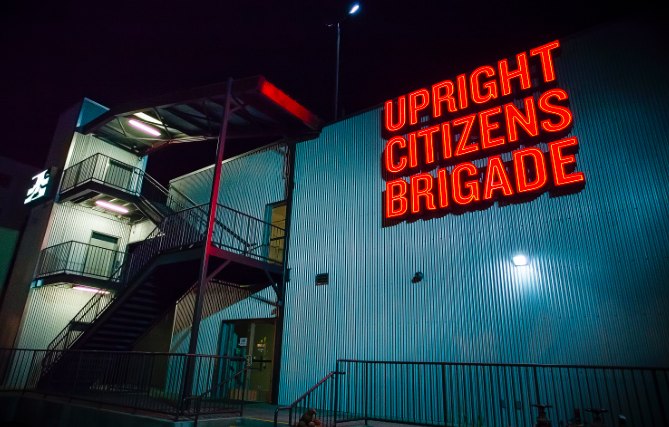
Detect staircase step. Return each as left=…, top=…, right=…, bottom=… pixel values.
left=112, top=309, right=159, bottom=319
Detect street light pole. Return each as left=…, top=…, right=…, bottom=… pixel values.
left=332, top=2, right=360, bottom=121
left=334, top=21, right=341, bottom=120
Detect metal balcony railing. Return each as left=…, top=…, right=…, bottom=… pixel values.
left=59, top=153, right=197, bottom=214
left=61, top=153, right=143, bottom=195
left=35, top=241, right=125, bottom=283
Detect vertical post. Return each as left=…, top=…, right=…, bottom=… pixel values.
left=334, top=364, right=340, bottom=426
left=271, top=143, right=296, bottom=403
left=364, top=362, right=369, bottom=425
left=334, top=21, right=341, bottom=120
left=182, top=77, right=234, bottom=403
left=652, top=369, right=668, bottom=427
left=441, top=364, right=448, bottom=426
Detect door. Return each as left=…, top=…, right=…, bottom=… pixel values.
left=105, top=158, right=135, bottom=192
left=264, top=202, right=286, bottom=264
left=84, top=231, right=119, bottom=279
left=218, top=319, right=276, bottom=402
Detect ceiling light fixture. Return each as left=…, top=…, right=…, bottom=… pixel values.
left=95, top=200, right=129, bottom=214
left=133, top=112, right=163, bottom=125
left=128, top=118, right=161, bottom=136
left=72, top=285, right=109, bottom=294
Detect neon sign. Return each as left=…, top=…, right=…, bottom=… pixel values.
left=382, top=40, right=585, bottom=222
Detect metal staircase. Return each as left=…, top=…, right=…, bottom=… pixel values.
left=38, top=202, right=285, bottom=389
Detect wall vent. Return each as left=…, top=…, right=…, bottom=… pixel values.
left=315, top=273, right=329, bottom=286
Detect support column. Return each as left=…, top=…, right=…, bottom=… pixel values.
left=182, top=77, right=234, bottom=402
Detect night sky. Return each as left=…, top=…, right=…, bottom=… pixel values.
left=0, top=0, right=652, bottom=179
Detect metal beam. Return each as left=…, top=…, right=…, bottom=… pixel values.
left=181, top=77, right=234, bottom=403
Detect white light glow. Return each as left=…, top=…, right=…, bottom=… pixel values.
left=512, top=254, right=529, bottom=267
left=349, top=3, right=360, bottom=14
left=128, top=118, right=161, bottom=136
left=133, top=112, right=163, bottom=125
left=95, top=200, right=129, bottom=214
left=73, top=285, right=109, bottom=294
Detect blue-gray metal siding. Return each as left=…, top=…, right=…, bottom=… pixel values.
left=65, top=133, right=144, bottom=170
left=279, top=23, right=669, bottom=403
left=16, top=286, right=109, bottom=349
left=168, top=144, right=287, bottom=219
left=170, top=287, right=277, bottom=355
left=46, top=203, right=132, bottom=252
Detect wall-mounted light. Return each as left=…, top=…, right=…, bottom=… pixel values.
left=512, top=254, right=529, bottom=267
left=128, top=118, right=161, bottom=137
left=412, top=271, right=424, bottom=283
left=72, top=285, right=109, bottom=294
left=95, top=200, right=129, bottom=214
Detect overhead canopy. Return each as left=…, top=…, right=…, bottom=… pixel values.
left=82, top=76, right=323, bottom=155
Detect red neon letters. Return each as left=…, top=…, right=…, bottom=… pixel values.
left=382, top=39, right=586, bottom=221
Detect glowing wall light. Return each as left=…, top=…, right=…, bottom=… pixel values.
left=512, top=254, right=529, bottom=266
left=95, top=200, right=129, bottom=214
left=128, top=118, right=161, bottom=136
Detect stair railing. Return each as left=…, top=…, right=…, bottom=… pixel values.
left=182, top=359, right=253, bottom=422
left=43, top=203, right=283, bottom=360
left=43, top=206, right=208, bottom=363
left=274, top=371, right=344, bottom=427
left=213, top=203, right=285, bottom=264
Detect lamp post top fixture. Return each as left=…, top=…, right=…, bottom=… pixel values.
left=349, top=3, right=361, bottom=15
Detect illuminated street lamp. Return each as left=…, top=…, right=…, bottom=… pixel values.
left=331, top=2, right=361, bottom=120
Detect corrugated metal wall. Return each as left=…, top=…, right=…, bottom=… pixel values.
left=170, top=287, right=277, bottom=354
left=279, top=23, right=669, bottom=403
left=64, top=132, right=144, bottom=169
left=16, top=286, right=105, bottom=349
left=128, top=219, right=156, bottom=244
left=169, top=144, right=287, bottom=219
left=45, top=203, right=132, bottom=252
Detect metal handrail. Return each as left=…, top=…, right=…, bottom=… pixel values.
left=184, top=360, right=253, bottom=424
left=0, top=348, right=248, bottom=419
left=213, top=203, right=285, bottom=264
left=42, top=200, right=284, bottom=362
left=60, top=153, right=199, bottom=218
left=35, top=240, right=125, bottom=282
left=335, top=359, right=669, bottom=427
left=274, top=371, right=344, bottom=427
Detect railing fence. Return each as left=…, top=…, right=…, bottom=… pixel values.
left=275, top=360, right=669, bottom=427
left=0, top=348, right=247, bottom=419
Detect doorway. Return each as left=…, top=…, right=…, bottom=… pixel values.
left=264, top=201, right=286, bottom=264
left=218, top=319, right=276, bottom=402
left=105, top=158, right=135, bottom=191
left=84, top=231, right=120, bottom=279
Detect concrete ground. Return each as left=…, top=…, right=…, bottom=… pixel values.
left=0, top=394, right=416, bottom=427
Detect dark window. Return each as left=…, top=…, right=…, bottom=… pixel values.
left=0, top=173, right=11, bottom=188
left=315, top=273, right=329, bottom=286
